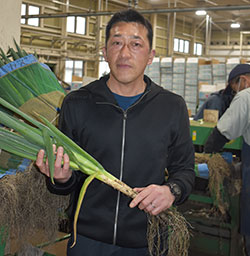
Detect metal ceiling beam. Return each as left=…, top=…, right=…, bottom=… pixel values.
left=21, top=5, right=250, bottom=19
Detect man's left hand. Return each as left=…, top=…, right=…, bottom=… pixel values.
left=129, top=185, right=175, bottom=215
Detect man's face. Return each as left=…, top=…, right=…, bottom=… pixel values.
left=103, top=22, right=155, bottom=85
left=231, top=75, right=250, bottom=92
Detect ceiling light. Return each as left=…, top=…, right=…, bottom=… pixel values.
left=195, top=10, right=207, bottom=16
left=231, top=23, right=240, bottom=28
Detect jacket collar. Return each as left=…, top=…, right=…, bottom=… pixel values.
left=81, top=74, right=163, bottom=104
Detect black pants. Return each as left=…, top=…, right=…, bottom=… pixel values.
left=67, top=234, right=150, bottom=256
left=246, top=235, right=250, bottom=256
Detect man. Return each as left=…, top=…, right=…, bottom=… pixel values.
left=36, top=9, right=195, bottom=256
left=204, top=64, right=250, bottom=256
left=193, top=64, right=249, bottom=121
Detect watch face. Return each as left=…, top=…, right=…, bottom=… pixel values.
left=168, top=183, right=181, bottom=197
left=172, top=184, right=181, bottom=196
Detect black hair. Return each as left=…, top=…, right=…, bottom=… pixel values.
left=105, top=9, right=153, bottom=49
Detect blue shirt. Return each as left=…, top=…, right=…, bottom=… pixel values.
left=112, top=92, right=143, bottom=110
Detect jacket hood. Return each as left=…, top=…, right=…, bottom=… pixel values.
left=80, top=74, right=164, bottom=104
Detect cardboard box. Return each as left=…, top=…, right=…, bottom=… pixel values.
left=203, top=109, right=219, bottom=123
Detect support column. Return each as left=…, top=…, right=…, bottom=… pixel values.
left=57, top=0, right=68, bottom=81
left=227, top=29, right=230, bottom=46
left=94, top=0, right=102, bottom=78
left=205, top=14, right=212, bottom=56
left=167, top=13, right=176, bottom=56
left=190, top=19, right=196, bottom=56
left=240, top=32, right=243, bottom=57
left=151, top=13, right=157, bottom=50
left=0, top=0, right=22, bottom=52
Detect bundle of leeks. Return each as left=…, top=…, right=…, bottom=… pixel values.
left=0, top=96, right=136, bottom=248
left=0, top=40, right=66, bottom=120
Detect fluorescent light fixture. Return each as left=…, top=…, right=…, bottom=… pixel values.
left=195, top=10, right=207, bottom=16
left=231, top=23, right=240, bottom=28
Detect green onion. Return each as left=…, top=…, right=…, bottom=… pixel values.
left=0, top=42, right=66, bottom=116
left=13, top=39, right=25, bottom=58
left=0, top=96, right=136, bottom=247
left=0, top=48, right=10, bottom=64
left=42, top=127, right=56, bottom=184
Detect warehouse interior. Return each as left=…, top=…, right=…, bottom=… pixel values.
left=0, top=0, right=249, bottom=255
left=11, top=0, right=250, bottom=114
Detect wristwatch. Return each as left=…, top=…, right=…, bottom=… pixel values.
left=166, top=182, right=182, bottom=203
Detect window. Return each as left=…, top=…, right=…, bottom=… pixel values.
left=21, top=4, right=26, bottom=24
left=174, top=38, right=179, bottom=52
left=21, top=3, right=40, bottom=27
left=65, top=60, right=84, bottom=83
left=184, top=40, right=189, bottom=54
left=66, top=17, right=75, bottom=33
left=67, top=16, right=86, bottom=35
left=174, top=38, right=190, bottom=53
left=194, top=43, right=203, bottom=56
left=179, top=39, right=184, bottom=52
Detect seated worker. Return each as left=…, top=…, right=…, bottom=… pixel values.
left=193, top=64, right=250, bottom=121
left=204, top=63, right=250, bottom=256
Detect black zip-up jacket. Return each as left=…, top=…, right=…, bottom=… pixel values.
left=46, top=75, right=195, bottom=248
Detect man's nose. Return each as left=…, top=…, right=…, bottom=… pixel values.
left=120, top=44, right=131, bottom=58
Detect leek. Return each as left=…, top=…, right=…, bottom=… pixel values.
left=0, top=97, right=136, bottom=247
left=0, top=42, right=66, bottom=118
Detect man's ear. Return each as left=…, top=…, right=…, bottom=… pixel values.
left=102, top=46, right=108, bottom=61
left=147, top=49, right=155, bottom=65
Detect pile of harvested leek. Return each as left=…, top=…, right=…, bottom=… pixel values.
left=0, top=96, right=190, bottom=256
left=0, top=41, right=66, bottom=121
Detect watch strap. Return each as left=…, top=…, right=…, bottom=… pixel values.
left=166, top=182, right=182, bottom=202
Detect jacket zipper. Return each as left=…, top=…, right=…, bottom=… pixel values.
left=96, top=90, right=150, bottom=244
left=113, top=111, right=127, bottom=244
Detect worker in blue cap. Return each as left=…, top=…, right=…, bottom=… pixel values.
left=205, top=63, right=250, bottom=256
left=194, top=64, right=250, bottom=120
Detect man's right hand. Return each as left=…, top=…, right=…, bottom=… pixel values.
left=36, top=145, right=72, bottom=183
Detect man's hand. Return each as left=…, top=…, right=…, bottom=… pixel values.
left=36, top=145, right=72, bottom=183
left=129, top=184, right=175, bottom=215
